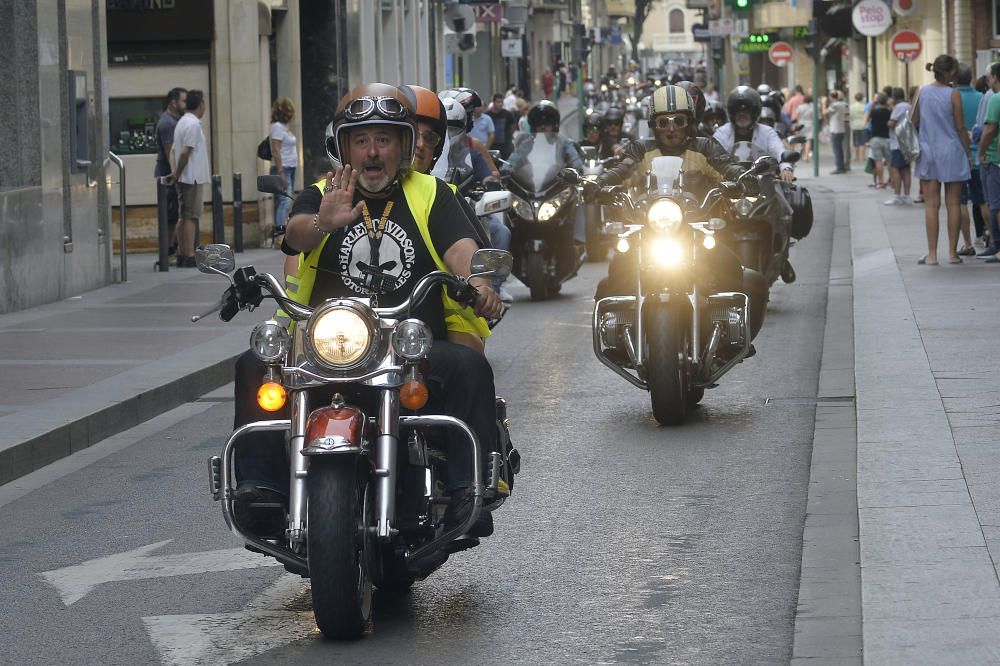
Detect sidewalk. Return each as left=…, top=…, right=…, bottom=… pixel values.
left=806, top=153, right=1000, bottom=663
left=0, top=248, right=284, bottom=486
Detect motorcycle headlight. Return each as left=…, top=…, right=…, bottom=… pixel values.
left=250, top=320, right=290, bottom=363
left=391, top=319, right=433, bottom=361
left=306, top=303, right=377, bottom=370
left=734, top=198, right=754, bottom=217
left=512, top=196, right=533, bottom=220
left=537, top=189, right=572, bottom=222
left=647, top=199, right=684, bottom=233
left=649, top=237, right=686, bottom=268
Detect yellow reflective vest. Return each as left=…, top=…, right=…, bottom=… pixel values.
left=275, top=171, right=490, bottom=339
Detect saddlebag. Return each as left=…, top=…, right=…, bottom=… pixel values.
left=788, top=185, right=813, bottom=240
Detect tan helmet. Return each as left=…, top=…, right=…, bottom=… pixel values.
left=326, top=83, right=417, bottom=184
left=648, top=85, right=695, bottom=119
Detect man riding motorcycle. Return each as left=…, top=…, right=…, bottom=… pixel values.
left=676, top=81, right=707, bottom=136
left=600, top=106, right=633, bottom=158
left=713, top=86, right=795, bottom=184
left=594, top=84, right=768, bottom=340
left=233, top=83, right=502, bottom=539
left=703, top=101, right=728, bottom=136
left=581, top=110, right=605, bottom=149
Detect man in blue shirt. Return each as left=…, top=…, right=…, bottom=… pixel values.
left=469, top=105, right=495, bottom=147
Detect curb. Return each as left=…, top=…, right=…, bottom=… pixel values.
left=791, top=187, right=863, bottom=663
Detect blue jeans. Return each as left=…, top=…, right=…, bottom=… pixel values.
left=488, top=214, right=511, bottom=292
left=832, top=133, right=846, bottom=171
left=269, top=165, right=295, bottom=230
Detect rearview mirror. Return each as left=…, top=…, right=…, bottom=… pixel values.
left=196, top=244, right=236, bottom=274
left=257, top=175, right=292, bottom=198
left=559, top=168, right=582, bottom=185
left=788, top=135, right=807, bottom=145
left=475, top=191, right=511, bottom=216
left=751, top=155, right=778, bottom=175
left=781, top=150, right=801, bottom=164
left=470, top=249, right=513, bottom=280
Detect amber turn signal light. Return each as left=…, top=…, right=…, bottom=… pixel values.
left=257, top=381, right=287, bottom=412
left=400, top=379, right=429, bottom=410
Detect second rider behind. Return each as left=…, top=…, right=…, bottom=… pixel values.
left=713, top=86, right=795, bottom=183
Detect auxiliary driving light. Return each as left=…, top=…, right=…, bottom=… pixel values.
left=703, top=235, right=717, bottom=250
left=617, top=238, right=631, bottom=254
left=250, top=320, right=290, bottom=362
left=391, top=319, right=433, bottom=360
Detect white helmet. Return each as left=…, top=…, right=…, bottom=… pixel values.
left=441, top=97, right=467, bottom=131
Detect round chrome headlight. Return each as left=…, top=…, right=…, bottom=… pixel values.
left=391, top=319, right=433, bottom=360
left=647, top=199, right=684, bottom=232
left=250, top=320, right=290, bottom=363
left=307, top=303, right=376, bottom=370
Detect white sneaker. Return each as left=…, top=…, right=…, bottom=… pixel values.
left=498, top=286, right=513, bottom=304
left=899, top=195, right=912, bottom=204
left=884, top=197, right=901, bottom=205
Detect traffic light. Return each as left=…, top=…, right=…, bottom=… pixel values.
left=728, top=0, right=757, bottom=11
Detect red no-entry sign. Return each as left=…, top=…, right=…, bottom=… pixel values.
left=768, top=41, right=794, bottom=67
left=891, top=31, right=922, bottom=62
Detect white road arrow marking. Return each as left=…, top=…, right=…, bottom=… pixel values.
left=39, top=539, right=282, bottom=606
left=143, top=573, right=316, bottom=666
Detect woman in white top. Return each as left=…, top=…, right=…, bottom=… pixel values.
left=269, top=97, right=298, bottom=234
left=795, top=95, right=815, bottom=161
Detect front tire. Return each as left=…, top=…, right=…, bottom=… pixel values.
left=308, top=456, right=374, bottom=639
left=645, top=302, right=691, bottom=426
left=526, top=252, right=551, bottom=301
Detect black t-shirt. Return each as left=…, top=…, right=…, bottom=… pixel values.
left=486, top=108, right=515, bottom=146
left=871, top=106, right=892, bottom=138
left=288, top=178, right=474, bottom=340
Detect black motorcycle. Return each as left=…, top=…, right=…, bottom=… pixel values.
left=504, top=133, right=585, bottom=300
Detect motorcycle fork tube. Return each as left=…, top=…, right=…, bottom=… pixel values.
left=287, top=391, right=309, bottom=544
left=375, top=389, right=399, bottom=540
left=634, top=241, right=645, bottom=369
left=690, top=240, right=701, bottom=367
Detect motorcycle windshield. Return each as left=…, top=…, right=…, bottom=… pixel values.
left=509, top=133, right=566, bottom=195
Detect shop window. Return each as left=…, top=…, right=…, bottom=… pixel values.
left=108, top=97, right=163, bottom=156
left=669, top=9, right=685, bottom=34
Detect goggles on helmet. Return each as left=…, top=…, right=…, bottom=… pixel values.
left=343, top=96, right=409, bottom=122
left=652, top=114, right=690, bottom=129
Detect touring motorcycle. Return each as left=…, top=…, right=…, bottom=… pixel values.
left=196, top=220, right=518, bottom=639
left=569, top=155, right=773, bottom=425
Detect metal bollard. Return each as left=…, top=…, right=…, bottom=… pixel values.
left=155, top=178, right=170, bottom=272
left=233, top=173, right=243, bottom=253
left=211, top=174, right=224, bottom=244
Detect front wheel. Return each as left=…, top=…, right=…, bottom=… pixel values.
left=308, top=456, right=374, bottom=639
left=525, top=252, right=551, bottom=301
left=645, top=302, right=692, bottom=426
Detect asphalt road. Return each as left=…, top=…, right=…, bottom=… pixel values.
left=0, top=190, right=834, bottom=666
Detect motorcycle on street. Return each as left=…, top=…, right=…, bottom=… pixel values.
left=721, top=141, right=801, bottom=286
left=196, top=228, right=519, bottom=640
left=567, top=155, right=773, bottom=425
left=503, top=132, right=585, bottom=300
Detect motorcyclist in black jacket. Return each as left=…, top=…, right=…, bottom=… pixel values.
left=593, top=85, right=767, bottom=340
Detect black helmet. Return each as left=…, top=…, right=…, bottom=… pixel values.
left=759, top=106, right=777, bottom=126
left=527, top=100, right=560, bottom=131
left=676, top=81, right=706, bottom=121
left=583, top=110, right=605, bottom=131
left=603, top=106, right=625, bottom=126
left=762, top=90, right=784, bottom=119
left=727, top=86, right=762, bottom=125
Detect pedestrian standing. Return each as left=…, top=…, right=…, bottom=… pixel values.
left=154, top=87, right=186, bottom=258
left=866, top=93, right=892, bottom=189
left=975, top=63, right=1000, bottom=260
left=795, top=95, right=815, bottom=161
left=826, top=90, right=849, bottom=174
left=169, top=89, right=210, bottom=268
left=954, top=65, right=984, bottom=253
left=486, top=93, right=516, bottom=158
left=543, top=70, right=554, bottom=98
left=885, top=88, right=913, bottom=205
left=469, top=104, right=495, bottom=148
left=850, top=92, right=869, bottom=164
left=268, top=97, right=298, bottom=237
left=911, top=55, right=972, bottom=265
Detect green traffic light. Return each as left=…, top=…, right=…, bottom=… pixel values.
left=736, top=0, right=748, bottom=7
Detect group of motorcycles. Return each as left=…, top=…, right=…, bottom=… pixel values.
left=188, top=78, right=814, bottom=641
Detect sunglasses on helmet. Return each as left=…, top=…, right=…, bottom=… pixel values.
left=652, top=114, right=690, bottom=129
left=343, top=96, right=409, bottom=122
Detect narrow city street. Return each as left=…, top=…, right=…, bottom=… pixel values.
left=0, top=190, right=836, bottom=665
